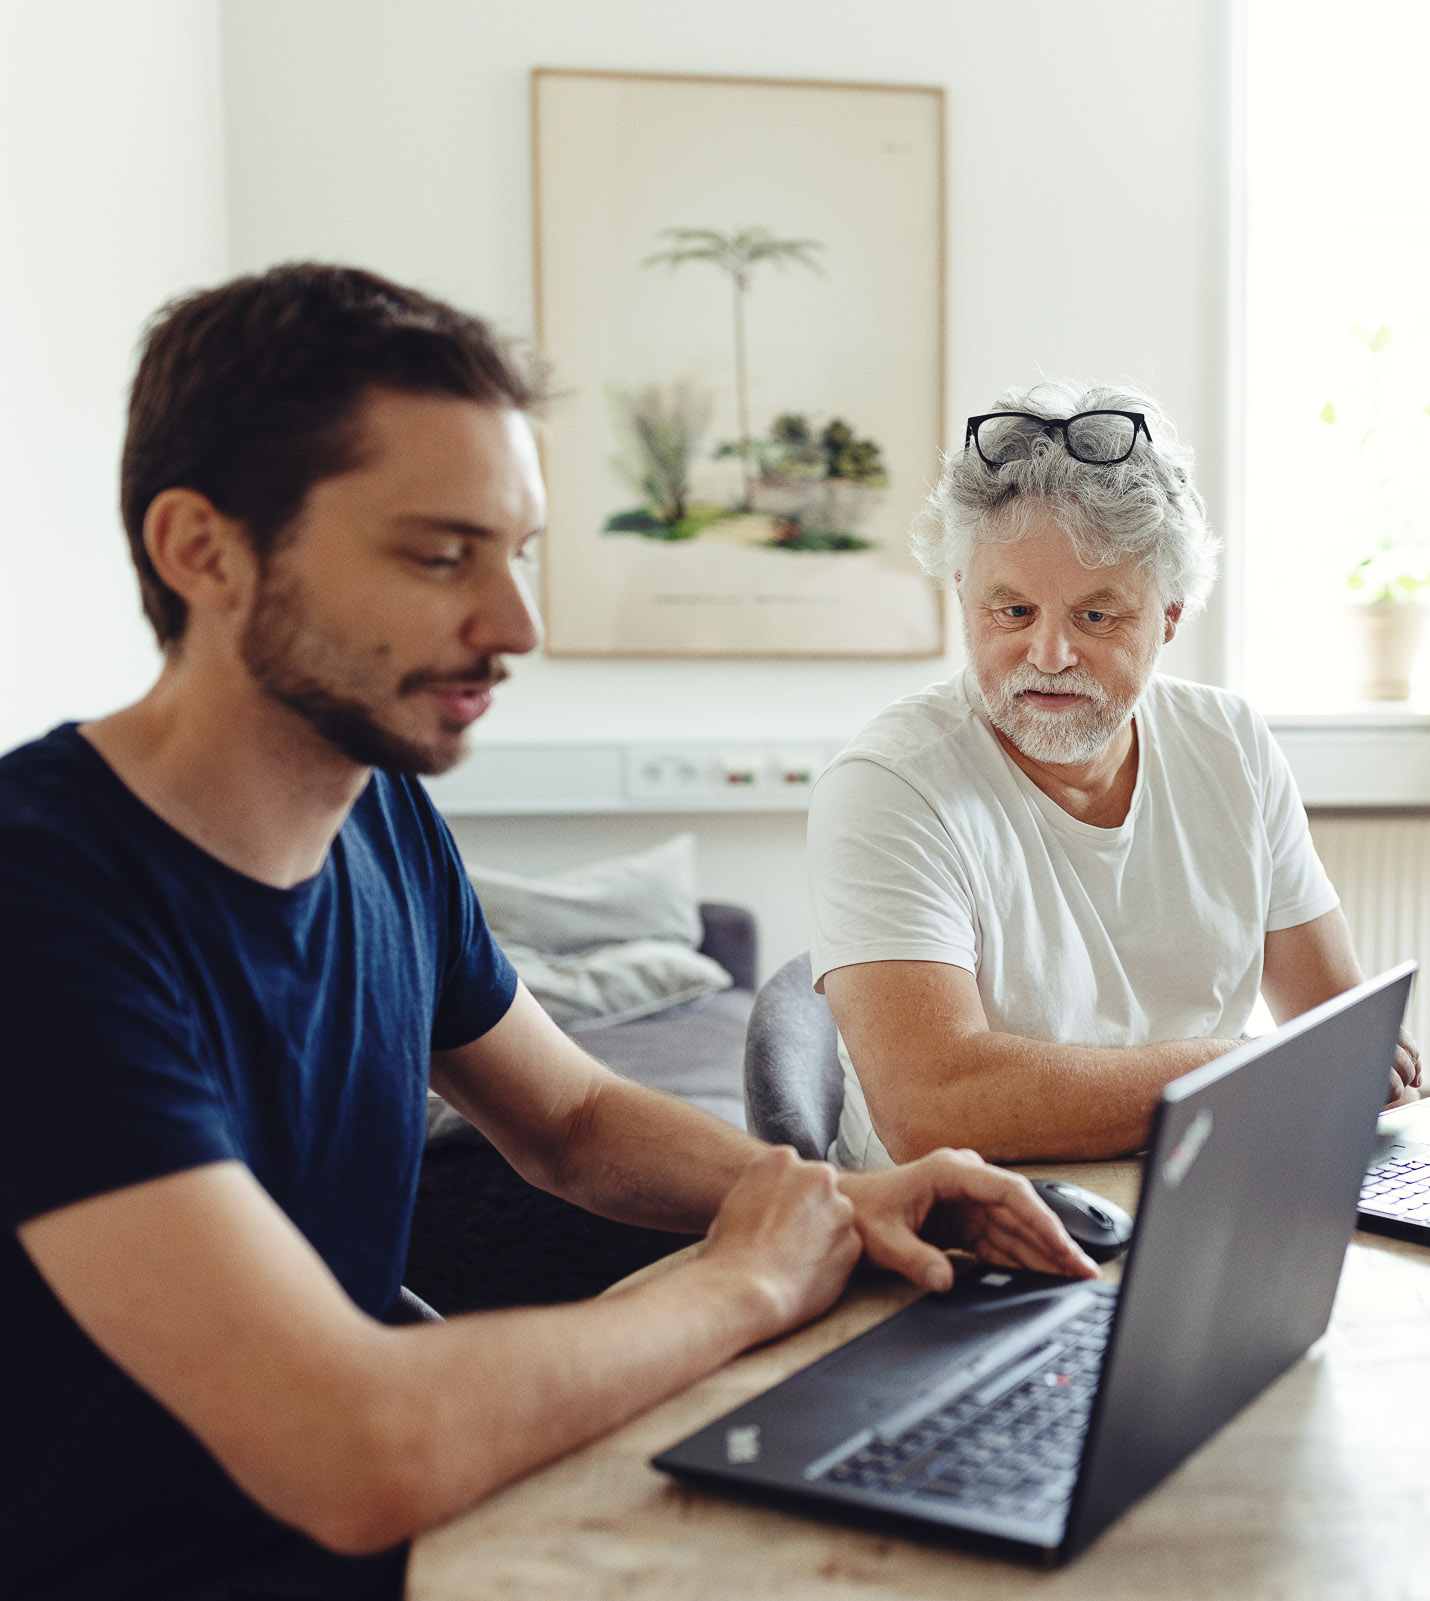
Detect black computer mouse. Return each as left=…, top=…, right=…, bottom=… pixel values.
left=1031, top=1179, right=1134, bottom=1262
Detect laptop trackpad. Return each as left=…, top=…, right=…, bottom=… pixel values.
left=805, top=1277, right=1098, bottom=1425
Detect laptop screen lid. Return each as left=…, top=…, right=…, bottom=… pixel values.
left=1062, top=960, right=1414, bottom=1559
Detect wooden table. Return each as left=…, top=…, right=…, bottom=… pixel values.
left=408, top=1104, right=1430, bottom=1601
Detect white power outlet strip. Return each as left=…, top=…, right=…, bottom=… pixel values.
left=623, top=747, right=831, bottom=805
left=422, top=740, right=848, bottom=815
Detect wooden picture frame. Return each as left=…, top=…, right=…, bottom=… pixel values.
left=531, top=68, right=946, bottom=659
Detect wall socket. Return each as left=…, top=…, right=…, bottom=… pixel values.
left=623, top=745, right=833, bottom=806
left=423, top=739, right=850, bottom=815
left=625, top=751, right=707, bottom=801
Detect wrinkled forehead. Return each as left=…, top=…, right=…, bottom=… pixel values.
left=964, top=513, right=1161, bottom=608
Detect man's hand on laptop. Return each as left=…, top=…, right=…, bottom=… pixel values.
left=697, top=1146, right=864, bottom=1342
left=1387, top=1027, right=1422, bottom=1108
left=837, top=1149, right=1099, bottom=1292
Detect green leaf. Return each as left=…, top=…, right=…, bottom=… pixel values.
left=1369, top=325, right=1392, bottom=352
left=1320, top=403, right=1336, bottom=423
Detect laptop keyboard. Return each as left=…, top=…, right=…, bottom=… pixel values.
left=1361, top=1155, right=1430, bottom=1224
left=819, top=1296, right=1115, bottom=1523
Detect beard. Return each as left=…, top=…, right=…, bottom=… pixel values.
left=239, top=562, right=505, bottom=777
left=974, top=659, right=1145, bottom=765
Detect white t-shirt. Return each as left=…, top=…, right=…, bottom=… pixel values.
left=807, top=670, right=1340, bottom=1170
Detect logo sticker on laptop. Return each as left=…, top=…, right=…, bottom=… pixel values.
left=726, top=1426, right=761, bottom=1464
left=1162, top=1108, right=1214, bottom=1188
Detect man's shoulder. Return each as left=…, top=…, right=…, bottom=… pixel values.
left=0, top=724, right=124, bottom=863
left=1146, top=672, right=1257, bottom=719
left=831, top=673, right=985, bottom=778
left=1, top=722, right=95, bottom=801
left=1144, top=674, right=1269, bottom=750
left=1143, top=676, right=1289, bottom=813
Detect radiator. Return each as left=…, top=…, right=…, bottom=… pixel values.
left=1308, top=813, right=1430, bottom=1050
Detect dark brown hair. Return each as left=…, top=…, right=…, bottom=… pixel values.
left=120, top=262, right=541, bottom=646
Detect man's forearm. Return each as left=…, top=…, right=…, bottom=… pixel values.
left=871, top=1031, right=1242, bottom=1165
left=22, top=1153, right=857, bottom=1567
left=541, top=1074, right=766, bottom=1232
left=432, top=994, right=768, bottom=1234
left=312, top=1250, right=769, bottom=1551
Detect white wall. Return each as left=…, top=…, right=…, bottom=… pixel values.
left=215, top=0, right=1236, bottom=968
left=0, top=0, right=230, bottom=753
left=220, top=0, right=1236, bottom=745
left=0, top=2, right=1235, bottom=975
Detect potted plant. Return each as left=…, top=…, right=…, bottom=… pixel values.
left=1320, top=325, right=1430, bottom=700
left=1343, top=538, right=1430, bottom=700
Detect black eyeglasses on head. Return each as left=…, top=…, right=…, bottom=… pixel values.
left=964, top=410, right=1153, bottom=467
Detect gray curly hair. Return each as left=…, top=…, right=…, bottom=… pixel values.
left=912, top=379, right=1219, bottom=617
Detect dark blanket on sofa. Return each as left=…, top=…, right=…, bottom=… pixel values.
left=404, top=905, right=756, bottom=1313
left=403, top=1142, right=702, bottom=1313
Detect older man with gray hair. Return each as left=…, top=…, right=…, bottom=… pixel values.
left=808, top=380, right=1420, bottom=1170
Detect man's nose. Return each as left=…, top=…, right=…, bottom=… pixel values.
left=1025, top=615, right=1077, bottom=674
left=464, top=565, right=543, bottom=658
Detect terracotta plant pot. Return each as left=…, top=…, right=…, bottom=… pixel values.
left=1345, top=600, right=1429, bottom=700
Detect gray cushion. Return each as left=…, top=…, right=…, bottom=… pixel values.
left=579, top=988, right=752, bottom=1128
left=502, top=938, right=731, bottom=1031
left=426, top=988, right=752, bottom=1145
left=465, top=833, right=703, bottom=953
left=424, top=904, right=759, bottom=1150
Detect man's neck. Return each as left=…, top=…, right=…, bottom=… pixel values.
left=991, top=718, right=1140, bottom=829
left=81, top=658, right=371, bottom=890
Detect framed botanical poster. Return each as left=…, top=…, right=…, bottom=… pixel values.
left=531, top=69, right=946, bottom=658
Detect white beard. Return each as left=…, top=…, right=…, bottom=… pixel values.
left=975, top=661, right=1143, bottom=765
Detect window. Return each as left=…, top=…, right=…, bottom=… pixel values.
left=1244, top=0, right=1430, bottom=712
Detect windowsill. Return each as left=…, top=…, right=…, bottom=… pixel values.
left=1266, top=704, right=1430, bottom=730
left=1266, top=714, right=1430, bottom=808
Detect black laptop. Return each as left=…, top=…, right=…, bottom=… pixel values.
left=654, top=962, right=1415, bottom=1565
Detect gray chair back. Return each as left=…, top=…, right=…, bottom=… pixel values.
left=743, top=952, right=843, bottom=1161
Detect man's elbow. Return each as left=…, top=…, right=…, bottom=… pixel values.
left=293, top=1446, right=487, bottom=1556
left=271, top=1439, right=432, bottom=1556
left=870, top=1094, right=973, bottom=1166
left=308, top=1431, right=440, bottom=1552
left=876, top=1113, right=1025, bottom=1167
left=866, top=1066, right=1018, bottom=1166
left=305, top=1499, right=414, bottom=1560
left=243, top=1377, right=492, bottom=1555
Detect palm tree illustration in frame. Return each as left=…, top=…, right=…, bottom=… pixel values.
left=643, top=228, right=824, bottom=511
left=603, top=225, right=894, bottom=555
left=531, top=68, right=945, bottom=658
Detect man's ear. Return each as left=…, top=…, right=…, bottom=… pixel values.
left=1163, top=601, right=1183, bottom=645
left=143, top=489, right=256, bottom=624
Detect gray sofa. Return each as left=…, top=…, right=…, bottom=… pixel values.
left=403, top=903, right=757, bottom=1312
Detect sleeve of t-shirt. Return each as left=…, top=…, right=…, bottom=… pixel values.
left=1244, top=707, right=1341, bottom=932
left=0, top=830, right=238, bottom=1229
left=404, top=782, right=519, bottom=1051
left=807, top=754, right=980, bottom=989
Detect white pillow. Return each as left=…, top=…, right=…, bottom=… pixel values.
left=503, top=939, right=731, bottom=1032
left=465, top=834, right=702, bottom=954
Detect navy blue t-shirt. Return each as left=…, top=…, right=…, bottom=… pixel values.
left=0, top=726, right=517, bottom=1600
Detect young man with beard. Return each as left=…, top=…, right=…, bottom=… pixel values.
left=808, top=384, right=1421, bottom=1171
left=0, top=267, right=1093, bottom=1601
